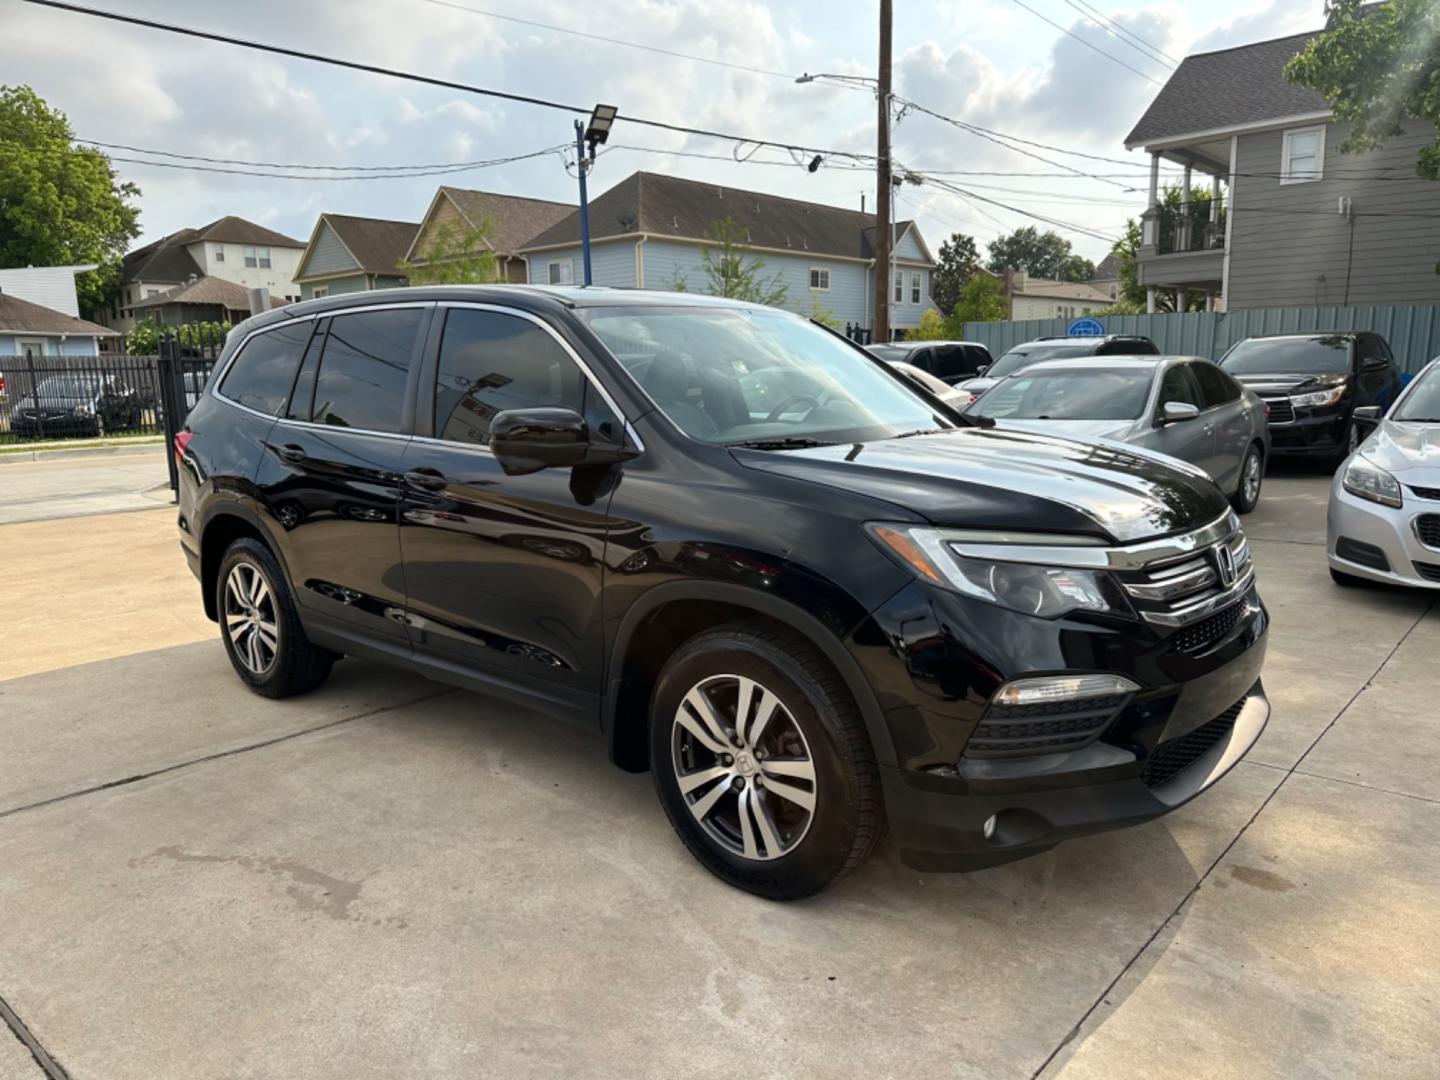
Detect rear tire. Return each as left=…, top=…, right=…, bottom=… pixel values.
left=1330, top=566, right=1367, bottom=588
left=216, top=537, right=335, bottom=698
left=1231, top=443, right=1264, bottom=514
left=649, top=621, right=884, bottom=900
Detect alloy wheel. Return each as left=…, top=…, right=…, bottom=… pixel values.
left=224, top=562, right=279, bottom=675
left=670, top=674, right=817, bottom=861
left=1243, top=452, right=1262, bottom=505
left=1348, top=424, right=1361, bottom=453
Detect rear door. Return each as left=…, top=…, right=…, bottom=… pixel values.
left=397, top=304, right=627, bottom=709
left=1355, top=334, right=1396, bottom=412
left=252, top=303, right=430, bottom=644
left=1149, top=361, right=1213, bottom=473
left=1190, top=361, right=1250, bottom=489
left=928, top=344, right=986, bottom=384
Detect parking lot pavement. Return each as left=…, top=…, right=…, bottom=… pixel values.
left=0, top=443, right=171, bottom=525
left=0, top=470, right=1436, bottom=1079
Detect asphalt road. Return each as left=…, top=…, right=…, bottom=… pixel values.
left=0, top=461, right=1435, bottom=1079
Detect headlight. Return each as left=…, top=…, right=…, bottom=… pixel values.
left=867, top=524, right=1128, bottom=619
left=1342, top=457, right=1402, bottom=508
left=1290, top=386, right=1345, bottom=408
left=73, top=403, right=94, bottom=416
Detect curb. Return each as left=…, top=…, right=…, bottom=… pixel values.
left=0, top=438, right=165, bottom=463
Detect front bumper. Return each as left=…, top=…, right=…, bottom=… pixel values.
left=851, top=573, right=1270, bottom=871
left=1327, top=479, right=1440, bottom=589
left=1268, top=408, right=1347, bottom=456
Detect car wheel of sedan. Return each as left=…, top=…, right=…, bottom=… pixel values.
left=650, top=621, right=884, bottom=900
left=1232, top=444, right=1264, bottom=514
left=217, top=537, right=335, bottom=698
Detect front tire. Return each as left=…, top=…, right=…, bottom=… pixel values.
left=649, top=621, right=884, bottom=900
left=1232, top=443, right=1264, bottom=514
left=217, top=537, right=335, bottom=698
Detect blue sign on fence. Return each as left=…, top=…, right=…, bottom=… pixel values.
left=1068, top=317, right=1105, bottom=337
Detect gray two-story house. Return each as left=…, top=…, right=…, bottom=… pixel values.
left=1125, top=29, right=1440, bottom=312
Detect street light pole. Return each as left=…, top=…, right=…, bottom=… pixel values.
left=575, top=119, right=593, bottom=286
left=875, top=0, right=893, bottom=343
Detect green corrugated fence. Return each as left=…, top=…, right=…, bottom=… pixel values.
left=956, top=304, right=1440, bottom=374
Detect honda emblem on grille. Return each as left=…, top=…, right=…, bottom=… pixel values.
left=1215, top=543, right=1236, bottom=587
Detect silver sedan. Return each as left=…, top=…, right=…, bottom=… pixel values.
left=965, top=356, right=1272, bottom=513
left=1327, top=357, right=1440, bottom=589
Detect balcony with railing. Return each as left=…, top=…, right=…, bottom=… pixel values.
left=1138, top=193, right=1227, bottom=299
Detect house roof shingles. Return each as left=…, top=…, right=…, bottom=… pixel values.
left=131, top=276, right=285, bottom=312
left=0, top=292, right=118, bottom=336
left=191, top=215, right=305, bottom=248
left=119, top=216, right=304, bottom=285
left=1125, top=30, right=1329, bottom=147
left=522, top=172, right=927, bottom=263
left=304, top=214, right=418, bottom=278
left=1015, top=278, right=1113, bottom=304
left=436, top=187, right=574, bottom=255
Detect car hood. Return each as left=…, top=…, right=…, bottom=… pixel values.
left=985, top=418, right=1138, bottom=442
left=1361, top=420, right=1440, bottom=478
left=736, top=427, right=1228, bottom=544
left=957, top=376, right=1000, bottom=396
left=1229, top=371, right=1349, bottom=394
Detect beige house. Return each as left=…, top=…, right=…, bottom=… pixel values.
left=1001, top=269, right=1114, bottom=320
left=404, top=186, right=573, bottom=283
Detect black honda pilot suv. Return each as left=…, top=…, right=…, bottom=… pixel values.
left=176, top=286, right=1269, bottom=899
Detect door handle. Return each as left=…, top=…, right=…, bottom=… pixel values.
left=277, top=443, right=307, bottom=464
left=1202, top=423, right=1215, bottom=435
left=403, top=468, right=447, bottom=492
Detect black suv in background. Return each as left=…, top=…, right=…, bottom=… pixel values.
left=1219, top=332, right=1403, bottom=461
left=177, top=287, right=1269, bottom=899
left=957, top=334, right=1160, bottom=401
left=866, top=340, right=994, bottom=386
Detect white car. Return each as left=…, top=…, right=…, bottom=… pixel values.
left=884, top=360, right=974, bottom=410
left=1327, top=357, right=1440, bottom=589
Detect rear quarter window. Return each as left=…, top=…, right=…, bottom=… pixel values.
left=219, top=322, right=316, bottom=415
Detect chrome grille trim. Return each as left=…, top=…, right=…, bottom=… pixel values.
left=949, top=510, right=1240, bottom=571
left=1138, top=567, right=1256, bottom=628
left=1120, top=530, right=1255, bottom=628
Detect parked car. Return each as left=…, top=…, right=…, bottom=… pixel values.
left=8, top=372, right=140, bottom=438
left=957, top=335, right=1160, bottom=400
left=966, top=356, right=1270, bottom=513
left=1327, top=356, right=1440, bottom=588
left=1218, top=332, right=1403, bottom=462
left=884, top=360, right=973, bottom=410
left=867, top=340, right=993, bottom=386
left=176, top=287, right=1269, bottom=899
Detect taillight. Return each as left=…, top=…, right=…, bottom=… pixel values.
left=174, top=429, right=193, bottom=467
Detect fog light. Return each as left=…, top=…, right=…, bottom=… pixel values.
left=982, top=814, right=997, bottom=840
left=992, top=674, right=1140, bottom=707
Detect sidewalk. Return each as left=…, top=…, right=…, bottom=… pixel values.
left=0, top=443, right=171, bottom=524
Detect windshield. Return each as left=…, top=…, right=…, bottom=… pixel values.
left=1393, top=365, right=1440, bottom=422
left=1221, top=336, right=1352, bottom=376
left=32, top=375, right=101, bottom=398
left=970, top=368, right=1153, bottom=421
left=985, top=343, right=1096, bottom=379
left=582, top=305, right=951, bottom=445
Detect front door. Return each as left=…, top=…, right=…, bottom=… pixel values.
left=1190, top=361, right=1250, bottom=490
left=399, top=305, right=627, bottom=705
left=1147, top=361, right=1214, bottom=472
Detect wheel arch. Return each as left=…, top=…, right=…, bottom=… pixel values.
left=602, top=581, right=897, bottom=774
left=197, top=502, right=292, bottom=621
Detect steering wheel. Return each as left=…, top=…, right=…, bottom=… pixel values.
left=765, top=394, right=821, bottom=423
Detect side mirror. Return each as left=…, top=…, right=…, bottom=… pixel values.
left=1352, top=404, right=1384, bottom=431
left=975, top=364, right=989, bottom=377
left=490, top=407, right=638, bottom=476
left=1160, top=401, right=1200, bottom=424
left=1360, top=356, right=1389, bottom=373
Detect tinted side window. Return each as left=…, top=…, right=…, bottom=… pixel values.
left=930, top=345, right=973, bottom=379
left=1191, top=361, right=1237, bottom=408
left=434, top=309, right=589, bottom=447
left=1156, top=364, right=1204, bottom=410
left=220, top=322, right=314, bottom=415
left=964, top=345, right=993, bottom=372
left=312, top=308, right=424, bottom=432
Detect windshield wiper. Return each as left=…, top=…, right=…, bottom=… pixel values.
left=726, top=436, right=837, bottom=450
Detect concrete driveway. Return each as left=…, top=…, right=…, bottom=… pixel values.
left=0, top=464, right=1435, bottom=1079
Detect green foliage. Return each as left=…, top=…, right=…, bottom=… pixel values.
left=809, top=297, right=841, bottom=329
left=398, top=218, right=499, bottom=284
left=984, top=227, right=1093, bottom=282
left=930, top=232, right=981, bottom=316
left=1107, top=183, right=1220, bottom=312
left=696, top=217, right=788, bottom=307
left=1287, top=0, right=1440, bottom=179
left=124, top=319, right=163, bottom=355
left=947, top=273, right=1009, bottom=326
left=0, top=85, right=141, bottom=316
left=124, top=318, right=230, bottom=354
left=909, top=307, right=949, bottom=340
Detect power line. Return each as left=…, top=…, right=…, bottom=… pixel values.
left=21, top=0, right=879, bottom=166
left=1070, top=0, right=1181, bottom=64
left=1058, top=0, right=1178, bottom=69
left=78, top=139, right=568, bottom=174
left=1001, top=0, right=1166, bottom=85
left=97, top=147, right=570, bottom=182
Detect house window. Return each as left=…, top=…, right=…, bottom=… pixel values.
left=910, top=271, right=922, bottom=304
left=1281, top=126, right=1325, bottom=183
left=145, top=288, right=161, bottom=298
left=809, top=267, right=830, bottom=291
left=893, top=270, right=903, bottom=303
left=244, top=245, right=273, bottom=269
left=312, top=286, right=329, bottom=299
left=214, top=246, right=225, bottom=263
left=547, top=260, right=573, bottom=285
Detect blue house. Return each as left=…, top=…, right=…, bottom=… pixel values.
left=0, top=290, right=117, bottom=358
left=293, top=213, right=419, bottom=300
left=518, top=172, right=938, bottom=339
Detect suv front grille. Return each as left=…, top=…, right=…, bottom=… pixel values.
left=1141, top=696, right=1247, bottom=787
left=1261, top=396, right=1294, bottom=424
left=966, top=693, right=1129, bottom=758
left=1170, top=587, right=1255, bottom=654
left=1115, top=530, right=1254, bottom=631
left=1415, top=514, right=1440, bottom=549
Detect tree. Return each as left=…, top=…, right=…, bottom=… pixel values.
left=984, top=226, right=1092, bottom=281
left=1106, top=183, right=1217, bottom=313
left=1287, top=0, right=1440, bottom=180
left=397, top=218, right=499, bottom=284
left=910, top=307, right=948, bottom=340
left=930, top=232, right=981, bottom=316
left=947, top=273, right=1009, bottom=326
left=694, top=217, right=788, bottom=306
left=0, top=85, right=141, bottom=316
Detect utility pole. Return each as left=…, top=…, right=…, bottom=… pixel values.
left=874, top=0, right=893, bottom=343
left=575, top=120, right=593, bottom=286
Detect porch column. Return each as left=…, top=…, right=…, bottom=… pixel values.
left=1141, top=151, right=1162, bottom=252
left=1148, top=153, right=1160, bottom=209
left=1176, top=287, right=1188, bottom=311
left=1146, top=287, right=1157, bottom=314
left=1210, top=173, right=1222, bottom=249
left=1179, top=164, right=1192, bottom=251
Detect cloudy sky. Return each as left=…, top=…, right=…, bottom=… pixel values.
left=3, top=0, right=1322, bottom=265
